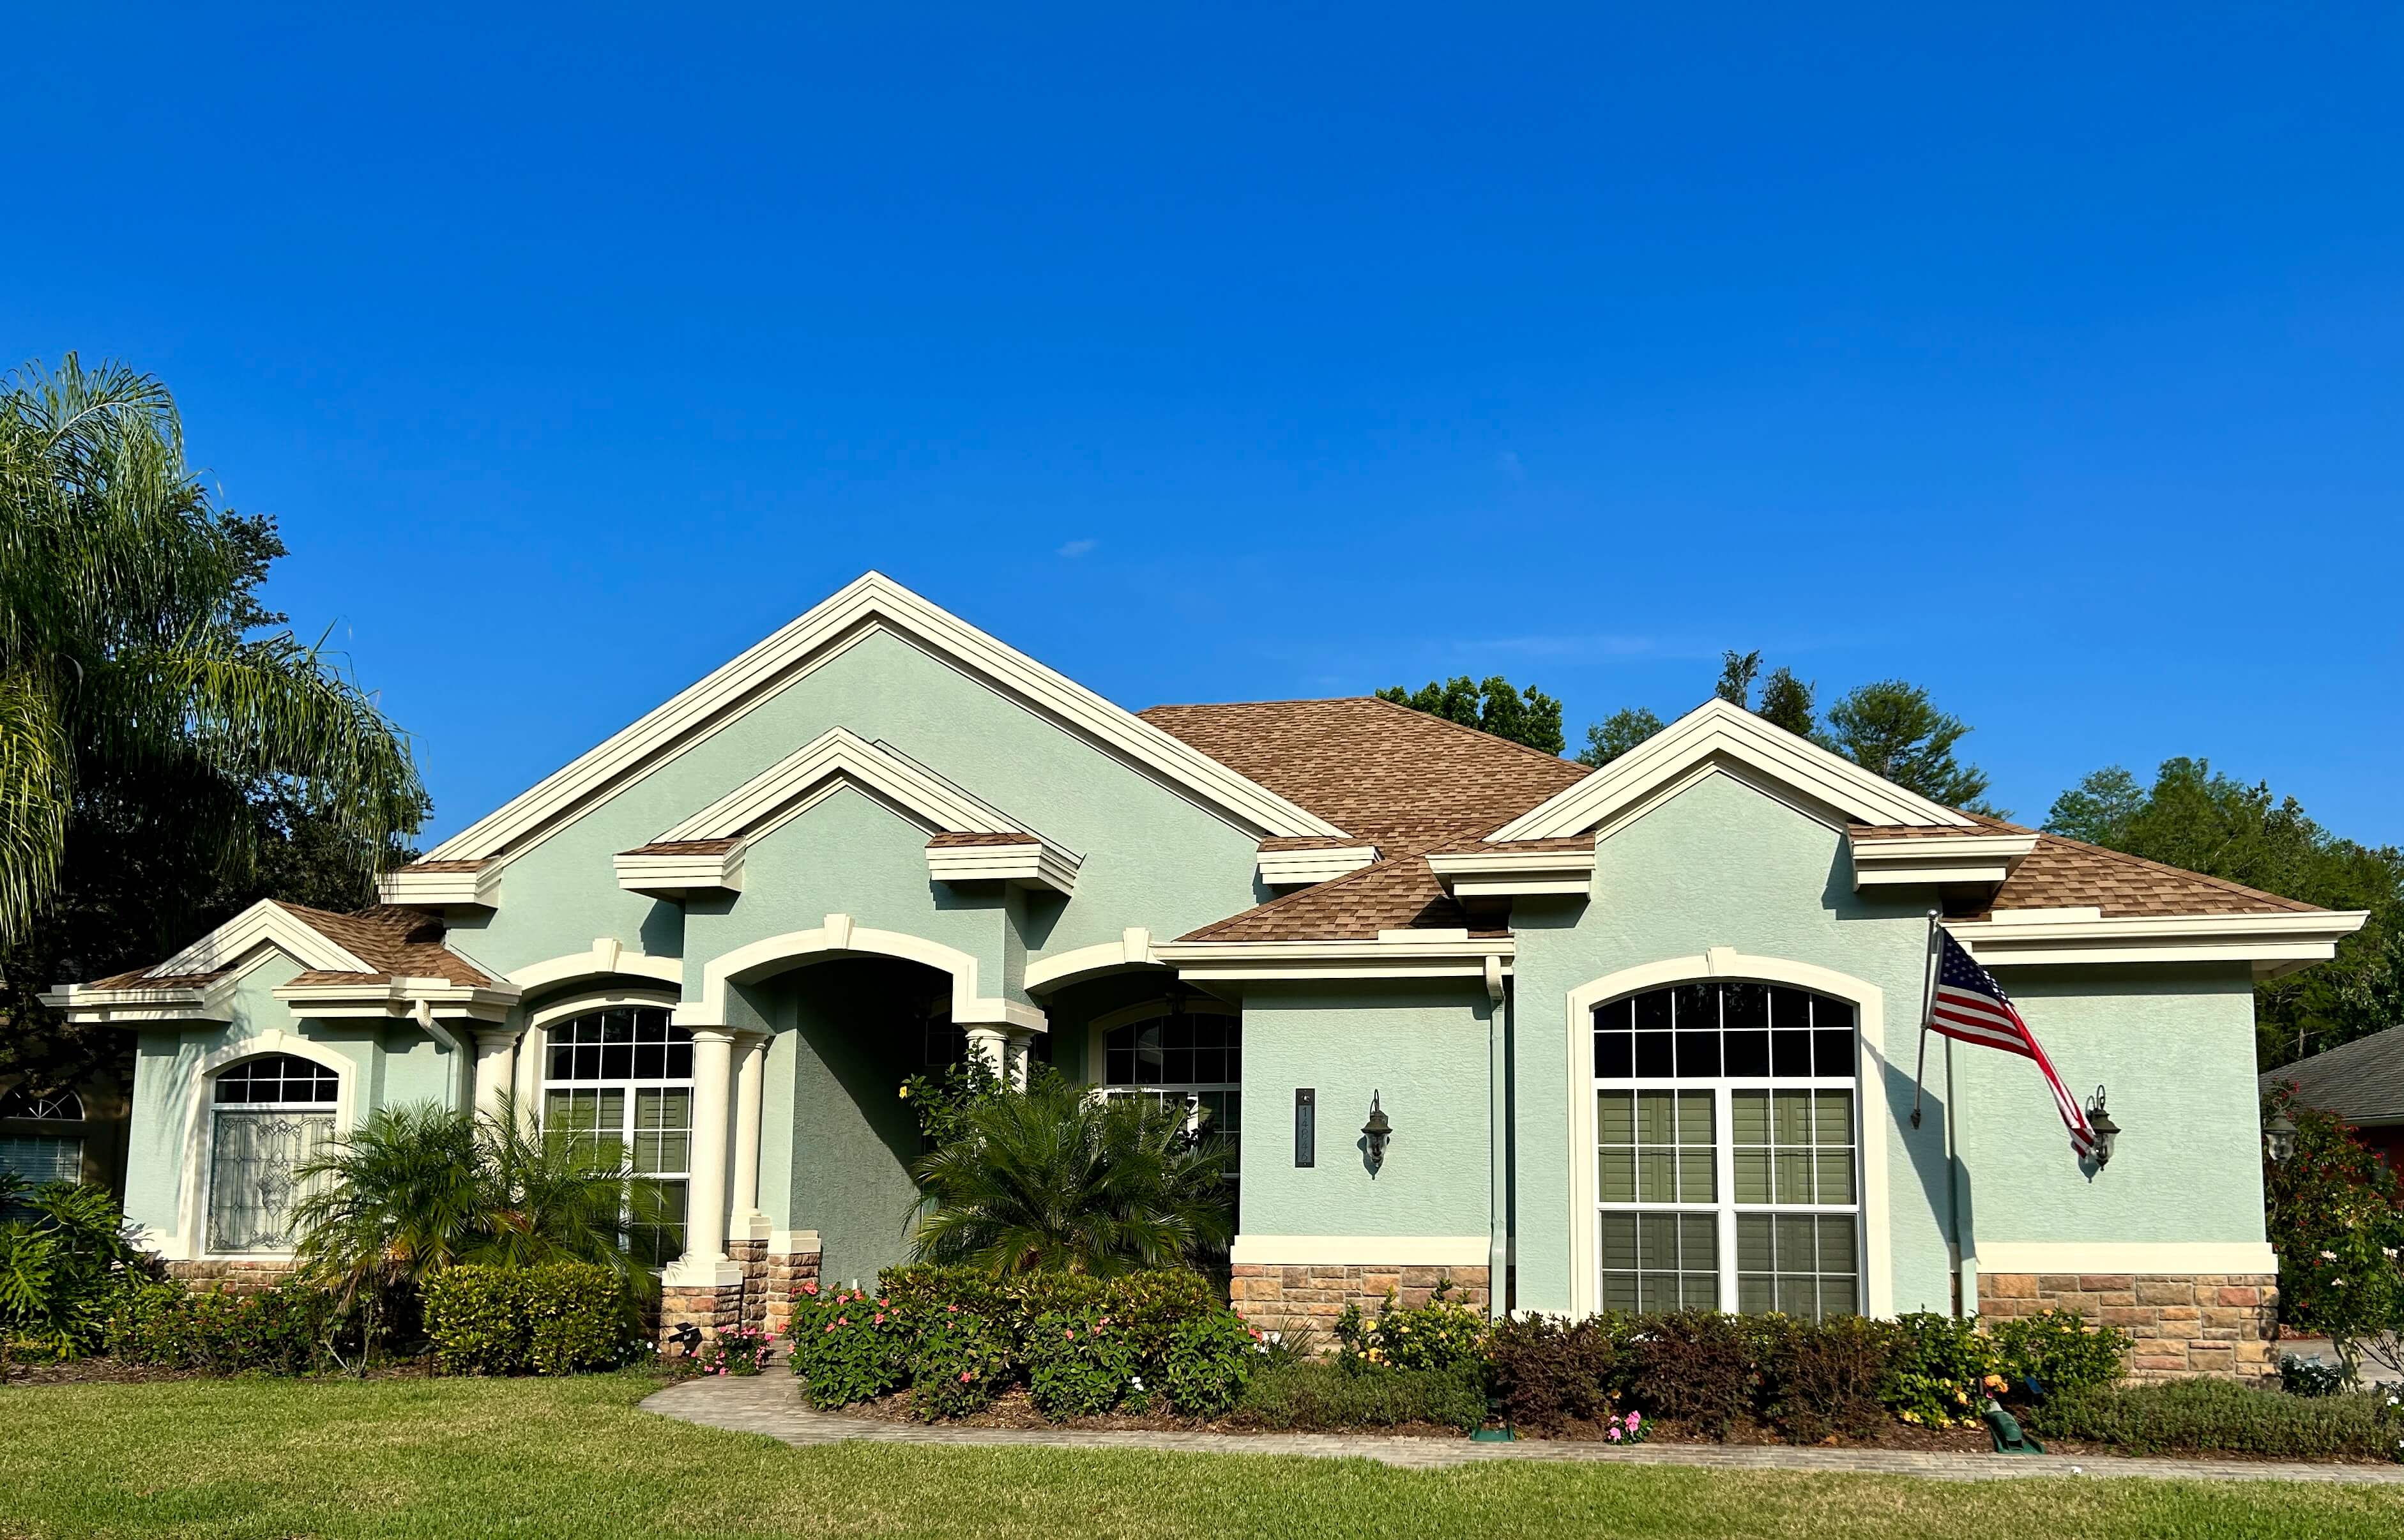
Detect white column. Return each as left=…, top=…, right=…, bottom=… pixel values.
left=729, top=1030, right=770, bottom=1242
left=663, top=1025, right=742, bottom=1287
left=471, top=1028, right=521, bottom=1119
left=964, top=1025, right=1010, bottom=1083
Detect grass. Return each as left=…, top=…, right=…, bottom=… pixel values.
left=0, top=1372, right=2399, bottom=1539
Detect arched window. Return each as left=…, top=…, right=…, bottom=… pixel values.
left=543, top=1007, right=692, bottom=1267
left=1591, top=982, right=1860, bottom=1319
left=1100, top=1002, right=1240, bottom=1164
left=1, top=1085, right=89, bottom=1201
left=208, top=1054, right=339, bottom=1254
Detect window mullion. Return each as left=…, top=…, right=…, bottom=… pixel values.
left=1715, top=1082, right=1738, bottom=1312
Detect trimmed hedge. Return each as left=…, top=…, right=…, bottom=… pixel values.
left=1231, top=1359, right=1486, bottom=1433
left=422, top=1263, right=634, bottom=1376
left=105, top=1279, right=337, bottom=1374
left=785, top=1265, right=1259, bottom=1421
left=2027, top=1376, right=2403, bottom=1461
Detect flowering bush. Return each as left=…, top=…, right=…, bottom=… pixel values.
left=1022, top=1308, right=1139, bottom=1418
left=1157, top=1307, right=1261, bottom=1417
left=907, top=1307, right=1014, bottom=1421
left=691, top=1325, right=772, bottom=1376
left=784, top=1283, right=908, bottom=1409
left=1602, top=1408, right=1650, bottom=1445
left=1988, top=1308, right=2129, bottom=1396
left=2262, top=1083, right=2404, bottom=1381
left=1883, top=1311, right=1998, bottom=1428
left=1332, top=1279, right=1490, bottom=1373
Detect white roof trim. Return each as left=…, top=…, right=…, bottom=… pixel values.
left=658, top=727, right=1019, bottom=844
left=1426, top=846, right=1596, bottom=899
left=1953, top=910, right=2370, bottom=979
left=1491, top=699, right=1973, bottom=842
left=271, top=979, right=521, bottom=1025
left=1156, top=934, right=1515, bottom=984
left=150, top=900, right=374, bottom=979
left=1848, top=831, right=2037, bottom=890
left=427, top=572, right=1344, bottom=861
left=1256, top=844, right=1380, bottom=888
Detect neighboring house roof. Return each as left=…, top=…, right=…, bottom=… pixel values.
left=2262, top=1026, right=2404, bottom=1127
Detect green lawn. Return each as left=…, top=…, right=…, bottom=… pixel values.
left=0, top=1373, right=2396, bottom=1539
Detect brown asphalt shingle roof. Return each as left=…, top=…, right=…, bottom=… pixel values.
left=271, top=903, right=497, bottom=986
left=2262, top=1026, right=2404, bottom=1126
left=1974, top=834, right=2322, bottom=920
left=925, top=832, right=1042, bottom=847
left=622, top=839, right=742, bottom=856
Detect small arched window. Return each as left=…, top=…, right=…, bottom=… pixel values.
left=208, top=1054, right=340, bottom=1254
left=0, top=1087, right=84, bottom=1122
left=1, top=1085, right=88, bottom=1200
left=1591, top=982, right=1860, bottom=1320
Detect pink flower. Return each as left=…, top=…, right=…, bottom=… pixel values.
left=874, top=1313, right=886, bottom=1326
left=838, top=1317, right=849, bottom=1327
left=823, top=1323, right=836, bottom=1334
left=1607, top=1426, right=1622, bottom=1442
left=1065, top=1329, right=1076, bottom=1339
left=1626, top=1412, right=1641, bottom=1429
left=959, top=1370, right=973, bottom=1383
left=801, top=1281, right=819, bottom=1295
left=946, top=1303, right=959, bottom=1313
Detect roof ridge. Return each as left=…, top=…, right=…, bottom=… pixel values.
left=1351, top=694, right=1597, bottom=774
left=2027, top=832, right=2324, bottom=915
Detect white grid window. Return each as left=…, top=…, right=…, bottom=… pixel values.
left=207, top=1054, right=337, bottom=1254
left=544, top=1008, right=692, bottom=1268
left=1592, top=982, right=1860, bottom=1320
left=1101, top=1007, right=1240, bottom=1165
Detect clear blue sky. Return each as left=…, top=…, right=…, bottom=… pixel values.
left=10, top=6, right=2400, bottom=846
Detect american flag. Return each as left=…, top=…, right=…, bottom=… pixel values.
left=1928, top=926, right=2099, bottom=1161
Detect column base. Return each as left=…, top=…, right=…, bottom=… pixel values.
left=660, top=1256, right=744, bottom=1289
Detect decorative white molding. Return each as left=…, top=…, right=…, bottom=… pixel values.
left=377, top=861, right=501, bottom=910
left=662, top=726, right=1019, bottom=844
left=1426, top=846, right=1596, bottom=899
left=272, top=977, right=521, bottom=1025
left=1848, top=832, right=2037, bottom=890
left=1256, top=844, right=1380, bottom=887
left=1024, top=928, right=1162, bottom=993
left=923, top=839, right=1081, bottom=896
left=425, top=572, right=1344, bottom=865
left=155, top=900, right=373, bottom=979
left=1563, top=950, right=1892, bottom=1322
left=1230, top=1234, right=1493, bottom=1267
left=42, top=977, right=240, bottom=1025
left=1157, top=935, right=1515, bottom=984
left=505, top=940, right=685, bottom=993
left=680, top=915, right=1045, bottom=1033
left=1088, top=995, right=1237, bottom=1035
left=768, top=1229, right=824, bottom=1256
left=1495, top=699, right=1972, bottom=842
left=526, top=987, right=680, bottom=1032
left=43, top=904, right=372, bottom=1025
left=1952, top=910, right=2370, bottom=979
left=1972, top=1241, right=2278, bottom=1276
left=613, top=844, right=745, bottom=899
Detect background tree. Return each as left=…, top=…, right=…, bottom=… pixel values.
left=0, top=358, right=426, bottom=1094
left=1713, top=650, right=1762, bottom=708
left=1576, top=707, right=1665, bottom=768
left=1822, top=680, right=1994, bottom=811
left=1755, top=667, right=1817, bottom=738
left=2050, top=759, right=2404, bottom=1066
left=1378, top=675, right=1565, bottom=755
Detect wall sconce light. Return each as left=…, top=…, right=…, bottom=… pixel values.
left=2085, top=1086, right=2120, bottom=1168
left=1362, top=1090, right=1392, bottom=1173
left=2265, top=1107, right=2299, bottom=1164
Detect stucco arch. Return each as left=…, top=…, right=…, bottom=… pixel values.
left=170, top=1031, right=360, bottom=1262
left=1560, top=947, right=1892, bottom=1320
left=680, top=913, right=1044, bottom=1033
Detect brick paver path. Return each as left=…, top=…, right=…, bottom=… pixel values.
left=642, top=1373, right=2404, bottom=1484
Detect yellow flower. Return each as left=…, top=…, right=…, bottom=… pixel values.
left=898, top=1086, right=910, bottom=1099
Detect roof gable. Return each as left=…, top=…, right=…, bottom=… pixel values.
left=651, top=727, right=1033, bottom=845
left=427, top=573, right=1344, bottom=863
left=1490, top=698, right=1972, bottom=842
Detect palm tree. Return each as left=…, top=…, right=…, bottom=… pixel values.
left=908, top=1077, right=1235, bottom=1276
left=290, top=1095, right=650, bottom=1346
left=0, top=355, right=422, bottom=943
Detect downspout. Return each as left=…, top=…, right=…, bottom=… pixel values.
left=1485, top=953, right=1510, bottom=1317
left=413, top=997, right=473, bottom=1112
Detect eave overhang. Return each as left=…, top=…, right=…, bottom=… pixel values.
left=39, top=979, right=238, bottom=1026
left=614, top=841, right=746, bottom=899
left=271, top=977, right=524, bottom=1024
left=378, top=860, right=502, bottom=912
left=1155, top=931, right=1515, bottom=984
left=1427, top=846, right=1596, bottom=899
left=923, top=837, right=1082, bottom=896
left=1255, top=842, right=1380, bottom=888
left=1954, top=909, right=2371, bottom=979
left=1848, top=832, right=2038, bottom=890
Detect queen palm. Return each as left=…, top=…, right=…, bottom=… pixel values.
left=0, top=355, right=421, bottom=943
left=908, top=1076, right=1235, bottom=1275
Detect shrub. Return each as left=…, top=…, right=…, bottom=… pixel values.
left=1884, top=1311, right=1997, bottom=1428
left=1625, top=1310, right=1759, bottom=1436
left=421, top=1263, right=630, bottom=1376
left=2281, top=1352, right=2349, bottom=1398
left=0, top=1177, right=149, bottom=1361
left=1022, top=1308, right=1139, bottom=1419
left=1231, top=1359, right=1486, bottom=1433
left=2027, top=1376, right=2404, bottom=1461
left=1333, top=1279, right=1489, bottom=1373
left=1760, top=1314, right=1900, bottom=1444
left=104, top=1279, right=337, bottom=1374
left=907, top=1308, right=1013, bottom=1421
left=785, top=1283, right=907, bottom=1408
left=692, top=1326, right=772, bottom=1377
left=1158, top=1307, right=1259, bottom=1417
left=1989, top=1309, right=2129, bottom=1396
left=1485, top=1313, right=1624, bottom=1434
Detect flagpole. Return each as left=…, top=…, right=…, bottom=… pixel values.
left=1908, top=909, right=1941, bottom=1128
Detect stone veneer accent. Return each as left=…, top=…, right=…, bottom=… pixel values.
left=1230, top=1263, right=1490, bottom=1345
left=165, top=1258, right=299, bottom=1295
left=761, top=1244, right=821, bottom=1342
left=1979, top=1272, right=2279, bottom=1382
left=659, top=1279, right=744, bottom=1350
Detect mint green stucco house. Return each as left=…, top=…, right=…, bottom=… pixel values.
left=50, top=574, right=2365, bottom=1376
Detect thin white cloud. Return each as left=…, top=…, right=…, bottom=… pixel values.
left=1056, top=538, right=1099, bottom=558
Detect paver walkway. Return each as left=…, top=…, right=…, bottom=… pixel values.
left=642, top=1373, right=2404, bottom=1484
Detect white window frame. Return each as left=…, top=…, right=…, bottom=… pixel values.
left=202, top=1054, right=340, bottom=1258
left=540, top=1006, right=695, bottom=1268
left=1563, top=950, right=1893, bottom=1320
left=1088, top=999, right=1241, bottom=1143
